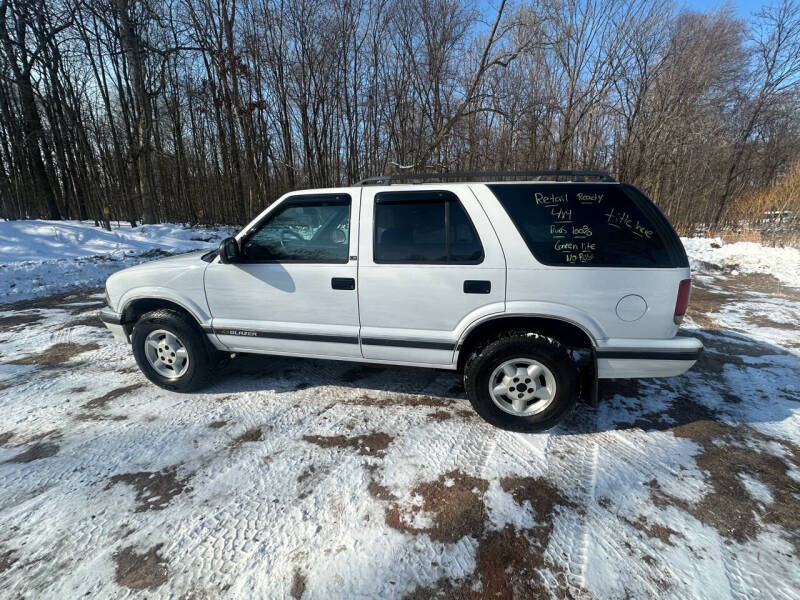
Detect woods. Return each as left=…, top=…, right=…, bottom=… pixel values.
left=0, top=0, right=799, bottom=235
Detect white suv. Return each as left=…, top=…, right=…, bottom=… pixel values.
left=101, top=171, right=701, bottom=431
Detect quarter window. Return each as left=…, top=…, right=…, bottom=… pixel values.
left=374, top=192, right=483, bottom=264
left=488, top=184, right=681, bottom=267
left=243, top=195, right=351, bottom=263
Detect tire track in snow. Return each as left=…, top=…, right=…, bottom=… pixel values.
left=157, top=397, right=377, bottom=597
left=494, top=428, right=550, bottom=477
left=579, top=511, right=670, bottom=599
left=594, top=429, right=770, bottom=599
left=245, top=408, right=410, bottom=598
left=545, top=411, right=599, bottom=593
left=596, top=430, right=688, bottom=482
left=717, top=531, right=795, bottom=600
left=720, top=545, right=752, bottom=600
left=589, top=427, right=714, bottom=598
left=477, top=425, right=498, bottom=479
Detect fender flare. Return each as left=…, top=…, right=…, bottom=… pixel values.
left=118, top=288, right=212, bottom=328
left=453, top=305, right=604, bottom=365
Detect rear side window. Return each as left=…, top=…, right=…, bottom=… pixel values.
left=487, top=183, right=686, bottom=267
left=374, top=191, right=483, bottom=264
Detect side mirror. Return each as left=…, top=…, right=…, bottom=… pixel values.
left=218, top=237, right=241, bottom=264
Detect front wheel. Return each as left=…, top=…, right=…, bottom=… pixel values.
left=463, top=333, right=578, bottom=432
left=131, top=309, right=213, bottom=392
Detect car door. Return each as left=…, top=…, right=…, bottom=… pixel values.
left=204, top=190, right=361, bottom=358
left=357, top=184, right=506, bottom=366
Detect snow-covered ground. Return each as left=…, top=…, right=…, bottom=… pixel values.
left=0, top=220, right=235, bottom=302
left=682, top=236, right=800, bottom=288
left=0, top=222, right=798, bottom=598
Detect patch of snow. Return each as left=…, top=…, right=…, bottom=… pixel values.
left=682, top=237, right=800, bottom=288
left=712, top=299, right=800, bottom=349
left=738, top=473, right=774, bottom=504
left=485, top=480, right=535, bottom=531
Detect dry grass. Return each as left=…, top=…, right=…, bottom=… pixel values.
left=710, top=161, right=800, bottom=247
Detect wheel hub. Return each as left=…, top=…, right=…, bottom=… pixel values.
left=144, top=329, right=189, bottom=379
left=488, top=359, right=557, bottom=417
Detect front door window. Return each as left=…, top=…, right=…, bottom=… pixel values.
left=243, top=196, right=351, bottom=263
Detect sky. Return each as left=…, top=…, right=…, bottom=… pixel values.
left=474, top=1, right=780, bottom=22
left=679, top=0, right=774, bottom=17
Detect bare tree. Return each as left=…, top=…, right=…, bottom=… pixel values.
left=713, top=0, right=800, bottom=225
left=0, top=0, right=70, bottom=219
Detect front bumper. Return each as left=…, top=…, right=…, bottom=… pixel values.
left=99, top=307, right=129, bottom=343
left=596, top=336, right=703, bottom=379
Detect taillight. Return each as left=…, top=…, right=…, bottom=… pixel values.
left=674, top=279, right=691, bottom=324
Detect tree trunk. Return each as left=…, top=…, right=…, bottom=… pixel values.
left=17, top=77, right=61, bottom=219
left=112, top=0, right=157, bottom=223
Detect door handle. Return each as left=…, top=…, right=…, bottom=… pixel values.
left=463, top=280, right=491, bottom=294
left=332, top=277, right=356, bottom=290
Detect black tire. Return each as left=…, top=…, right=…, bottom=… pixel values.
left=131, top=309, right=213, bottom=392
left=463, top=332, right=578, bottom=432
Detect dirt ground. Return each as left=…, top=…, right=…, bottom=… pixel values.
left=0, top=271, right=798, bottom=599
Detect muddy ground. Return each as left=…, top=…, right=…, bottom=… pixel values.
left=0, top=271, right=798, bottom=599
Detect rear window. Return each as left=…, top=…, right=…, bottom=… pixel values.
left=487, top=183, right=686, bottom=268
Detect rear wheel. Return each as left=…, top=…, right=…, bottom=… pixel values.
left=131, top=309, right=213, bottom=392
left=464, top=333, right=578, bottom=432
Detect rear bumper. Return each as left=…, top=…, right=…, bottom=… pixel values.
left=596, top=336, right=703, bottom=378
left=100, top=308, right=129, bottom=343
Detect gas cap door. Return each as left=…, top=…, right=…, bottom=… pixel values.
left=616, top=294, right=647, bottom=322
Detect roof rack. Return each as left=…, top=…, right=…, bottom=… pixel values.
left=355, top=169, right=616, bottom=186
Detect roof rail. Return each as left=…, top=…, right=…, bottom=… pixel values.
left=355, top=169, right=616, bottom=186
